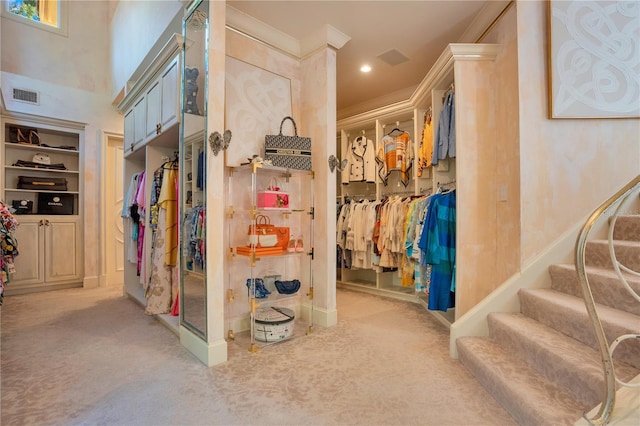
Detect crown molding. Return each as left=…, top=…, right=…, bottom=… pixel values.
left=301, top=24, right=351, bottom=58
left=338, top=43, right=498, bottom=130
left=225, top=5, right=301, bottom=57
left=458, top=0, right=513, bottom=43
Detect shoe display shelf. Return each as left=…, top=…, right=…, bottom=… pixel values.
left=226, top=162, right=315, bottom=352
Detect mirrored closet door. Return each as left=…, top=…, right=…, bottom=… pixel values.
left=180, top=0, right=208, bottom=338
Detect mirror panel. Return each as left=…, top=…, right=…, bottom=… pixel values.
left=180, top=0, right=208, bottom=338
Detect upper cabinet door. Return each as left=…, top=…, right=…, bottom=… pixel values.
left=124, top=108, right=135, bottom=153
left=161, top=57, right=180, bottom=130
left=145, top=80, right=161, bottom=141
left=133, top=96, right=146, bottom=147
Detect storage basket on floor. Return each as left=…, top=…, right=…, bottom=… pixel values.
left=254, top=306, right=295, bottom=342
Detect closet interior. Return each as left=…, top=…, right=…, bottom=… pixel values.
left=116, top=0, right=341, bottom=365
left=337, top=43, right=499, bottom=327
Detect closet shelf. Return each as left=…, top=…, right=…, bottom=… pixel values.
left=5, top=166, right=79, bottom=175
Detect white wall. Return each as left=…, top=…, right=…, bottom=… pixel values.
left=109, top=0, right=183, bottom=102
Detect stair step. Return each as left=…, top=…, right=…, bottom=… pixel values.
left=519, top=288, right=640, bottom=369
left=549, top=264, right=640, bottom=316
left=488, top=312, right=640, bottom=408
left=612, top=215, right=640, bottom=241
left=585, top=239, right=640, bottom=271
left=457, top=336, right=584, bottom=426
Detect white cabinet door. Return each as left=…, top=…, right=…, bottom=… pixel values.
left=161, top=57, right=179, bottom=130
left=124, top=108, right=135, bottom=154
left=43, top=217, right=82, bottom=283
left=10, top=219, right=45, bottom=286
left=145, top=80, right=161, bottom=141
left=133, top=96, right=146, bottom=147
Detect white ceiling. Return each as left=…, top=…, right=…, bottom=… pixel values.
left=227, top=1, right=490, bottom=117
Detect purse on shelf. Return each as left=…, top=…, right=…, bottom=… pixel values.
left=274, top=279, right=301, bottom=295
left=17, top=175, right=68, bottom=191
left=275, top=226, right=290, bottom=249
left=264, top=116, right=312, bottom=171
left=11, top=200, right=33, bottom=215
left=248, top=214, right=278, bottom=247
left=32, top=153, right=51, bottom=165
left=9, top=126, right=40, bottom=145
left=257, top=177, right=289, bottom=210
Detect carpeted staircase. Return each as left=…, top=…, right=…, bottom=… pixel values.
left=457, top=214, right=640, bottom=426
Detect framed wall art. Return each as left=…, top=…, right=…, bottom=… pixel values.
left=548, top=0, right=639, bottom=118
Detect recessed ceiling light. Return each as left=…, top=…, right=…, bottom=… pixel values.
left=360, top=65, right=371, bottom=73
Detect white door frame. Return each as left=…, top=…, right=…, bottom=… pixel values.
left=99, top=131, right=124, bottom=287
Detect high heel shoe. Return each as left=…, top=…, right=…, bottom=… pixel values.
left=16, top=128, right=28, bottom=143
left=295, top=235, right=304, bottom=253
left=29, top=130, right=41, bottom=145
left=287, top=237, right=296, bottom=253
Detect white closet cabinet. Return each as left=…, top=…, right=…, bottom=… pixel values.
left=1, top=116, right=84, bottom=294
left=121, top=37, right=181, bottom=158
left=10, top=216, right=82, bottom=287
left=337, top=43, right=500, bottom=324
left=144, top=56, right=180, bottom=142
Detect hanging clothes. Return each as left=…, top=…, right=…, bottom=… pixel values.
left=432, top=90, right=456, bottom=166
left=158, top=164, right=179, bottom=267
left=417, top=110, right=433, bottom=177
left=196, top=151, right=204, bottom=190
left=376, top=130, right=413, bottom=187
left=0, top=202, right=20, bottom=304
left=419, top=190, right=456, bottom=312
left=145, top=160, right=179, bottom=315
left=122, top=171, right=146, bottom=276
left=183, top=205, right=206, bottom=270
left=145, top=207, right=174, bottom=315
left=341, top=135, right=377, bottom=184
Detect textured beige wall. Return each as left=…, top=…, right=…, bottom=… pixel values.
left=1, top=2, right=123, bottom=288
left=517, top=1, right=640, bottom=264
left=1, top=2, right=111, bottom=95
left=483, top=4, right=521, bottom=286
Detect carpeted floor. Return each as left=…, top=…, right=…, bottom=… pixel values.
left=1, top=285, right=517, bottom=426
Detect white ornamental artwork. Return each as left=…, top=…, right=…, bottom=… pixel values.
left=224, top=57, right=293, bottom=166
left=549, top=0, right=640, bottom=118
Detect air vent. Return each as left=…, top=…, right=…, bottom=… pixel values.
left=377, top=49, right=410, bottom=66
left=12, top=88, right=39, bottom=105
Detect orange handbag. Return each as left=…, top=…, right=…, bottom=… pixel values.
left=275, top=227, right=290, bottom=249
left=248, top=215, right=278, bottom=247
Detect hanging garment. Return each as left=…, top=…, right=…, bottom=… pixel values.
left=376, top=131, right=413, bottom=187
left=145, top=208, right=173, bottom=315
left=419, top=191, right=456, bottom=312
left=158, top=166, right=179, bottom=267
left=341, top=136, right=377, bottom=184
left=196, top=151, right=204, bottom=190
left=432, top=91, right=456, bottom=166
left=417, top=113, right=433, bottom=177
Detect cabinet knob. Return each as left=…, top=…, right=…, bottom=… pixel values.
left=39, top=219, right=44, bottom=226
left=45, top=219, right=50, bottom=226
left=156, top=123, right=162, bottom=135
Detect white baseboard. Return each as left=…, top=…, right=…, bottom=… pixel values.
left=180, top=326, right=228, bottom=366
left=99, top=274, right=108, bottom=287
left=83, top=276, right=100, bottom=289
left=302, top=303, right=338, bottom=327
